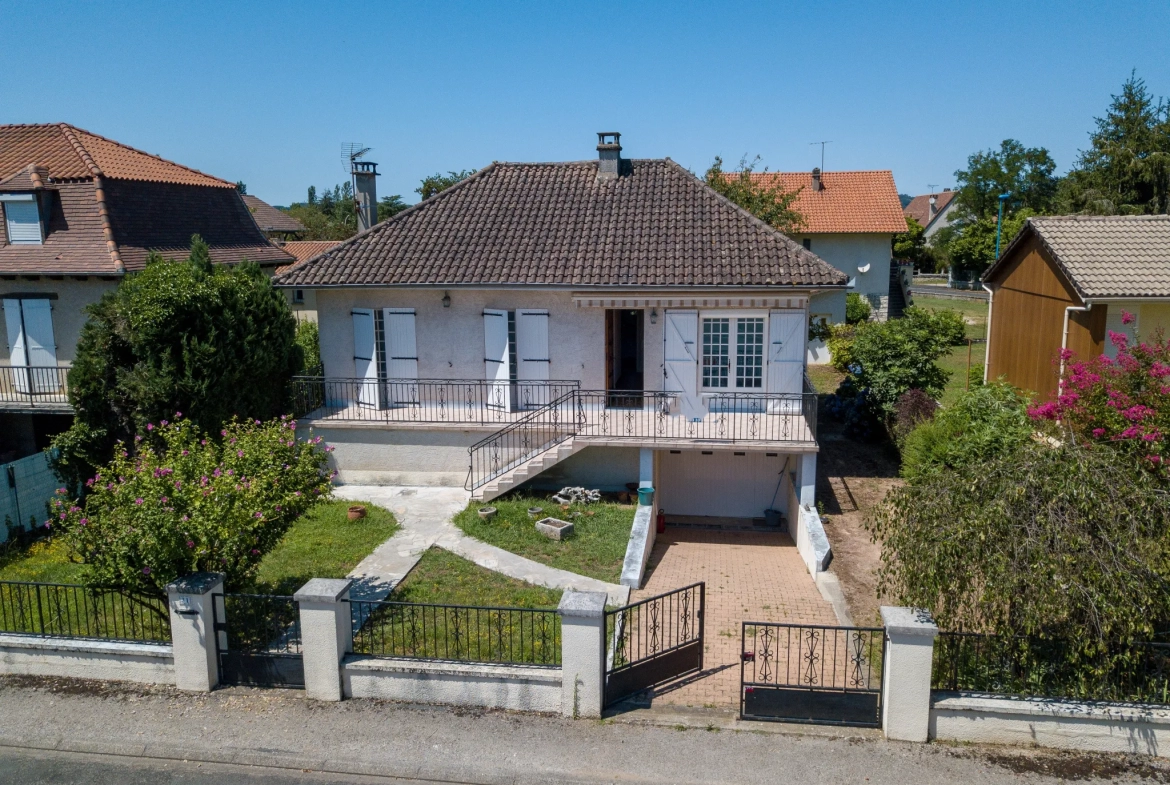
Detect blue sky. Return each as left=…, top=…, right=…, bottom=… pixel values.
left=3, top=1, right=1168, bottom=208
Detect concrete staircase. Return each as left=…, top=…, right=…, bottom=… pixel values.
left=888, top=262, right=912, bottom=319
left=471, top=437, right=586, bottom=502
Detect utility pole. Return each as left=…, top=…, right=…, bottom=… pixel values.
left=995, top=193, right=1011, bottom=259
left=809, top=141, right=832, bottom=171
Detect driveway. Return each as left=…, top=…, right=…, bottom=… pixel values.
left=631, top=528, right=839, bottom=708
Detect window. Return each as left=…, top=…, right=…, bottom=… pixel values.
left=293, top=289, right=305, bottom=304
left=701, top=316, right=764, bottom=389
left=802, top=238, right=811, bottom=250
left=2, top=197, right=42, bottom=245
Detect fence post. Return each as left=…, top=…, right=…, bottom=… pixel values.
left=880, top=606, right=938, bottom=742
left=558, top=590, right=607, bottom=719
left=166, top=572, right=224, bottom=692
left=295, top=578, right=352, bottom=701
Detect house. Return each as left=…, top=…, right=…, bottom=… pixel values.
left=741, top=169, right=907, bottom=362
left=903, top=189, right=958, bottom=239
left=0, top=123, right=294, bottom=459
left=241, top=193, right=305, bottom=239
left=983, top=215, right=1170, bottom=400
left=275, top=133, right=848, bottom=523
left=277, top=240, right=342, bottom=321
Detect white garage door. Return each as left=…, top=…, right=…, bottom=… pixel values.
left=658, top=450, right=789, bottom=519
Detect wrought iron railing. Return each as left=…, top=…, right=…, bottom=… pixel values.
left=0, top=365, right=71, bottom=409
left=465, top=390, right=579, bottom=491
left=933, top=631, right=1170, bottom=705
left=217, top=593, right=302, bottom=655
left=291, top=377, right=579, bottom=424
left=606, top=582, right=704, bottom=673
left=0, top=580, right=170, bottom=643
left=349, top=598, right=561, bottom=666
left=741, top=622, right=884, bottom=693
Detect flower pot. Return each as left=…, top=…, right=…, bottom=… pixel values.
left=527, top=507, right=544, bottom=518
left=347, top=505, right=367, bottom=521
left=478, top=506, right=497, bottom=520
left=535, top=517, right=574, bottom=541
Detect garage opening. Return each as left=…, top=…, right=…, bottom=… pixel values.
left=657, top=449, right=791, bottom=529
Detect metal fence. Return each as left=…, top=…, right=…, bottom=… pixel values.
left=0, top=580, right=171, bottom=643
left=291, top=377, right=580, bottom=424
left=0, top=366, right=71, bottom=410
left=933, top=631, right=1170, bottom=705
left=350, top=598, right=561, bottom=666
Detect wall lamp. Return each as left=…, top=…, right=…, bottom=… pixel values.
left=649, top=308, right=658, bottom=324
left=442, top=291, right=451, bottom=308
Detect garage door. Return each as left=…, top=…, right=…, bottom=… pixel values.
left=658, top=450, right=790, bottom=519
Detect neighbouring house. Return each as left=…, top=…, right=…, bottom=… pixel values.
left=275, top=133, right=848, bottom=524
left=277, top=240, right=342, bottom=321
left=742, top=169, right=907, bottom=362
left=983, top=215, right=1170, bottom=400
left=0, top=123, right=294, bottom=460
left=903, top=189, right=958, bottom=239
left=242, top=193, right=306, bottom=240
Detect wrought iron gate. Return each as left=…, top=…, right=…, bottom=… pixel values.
left=213, top=593, right=305, bottom=688
left=604, top=582, right=704, bottom=707
left=740, top=622, right=884, bottom=727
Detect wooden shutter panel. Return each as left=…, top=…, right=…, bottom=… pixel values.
left=515, top=309, right=550, bottom=407
left=352, top=308, right=380, bottom=408
left=2, top=299, right=26, bottom=367
left=663, top=310, right=703, bottom=419
left=383, top=308, right=418, bottom=404
left=483, top=309, right=511, bottom=410
left=767, top=309, right=805, bottom=413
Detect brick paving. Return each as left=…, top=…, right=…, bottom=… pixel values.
left=630, top=528, right=839, bottom=709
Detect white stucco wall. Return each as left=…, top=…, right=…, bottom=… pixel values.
left=799, top=233, right=892, bottom=315
left=0, top=634, right=174, bottom=684
left=300, top=423, right=480, bottom=486
left=517, top=445, right=640, bottom=492
left=0, top=278, right=120, bottom=364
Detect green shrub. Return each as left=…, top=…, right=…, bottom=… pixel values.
left=845, top=293, right=872, bottom=324
left=295, top=320, right=323, bottom=376
left=52, top=415, right=332, bottom=598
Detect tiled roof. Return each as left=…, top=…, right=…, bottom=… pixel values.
left=242, top=194, right=305, bottom=233
left=275, top=159, right=847, bottom=289
left=903, top=191, right=956, bottom=228
left=743, top=170, right=908, bottom=234
left=0, top=124, right=232, bottom=187
left=987, top=215, right=1170, bottom=298
left=0, top=182, right=112, bottom=274
left=275, top=240, right=343, bottom=273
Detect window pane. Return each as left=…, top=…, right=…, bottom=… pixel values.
left=702, top=318, right=729, bottom=388
left=736, top=318, right=764, bottom=388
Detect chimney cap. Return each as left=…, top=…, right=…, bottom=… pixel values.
left=351, top=160, right=379, bottom=175
left=597, top=132, right=621, bottom=149
left=811, top=167, right=823, bottom=191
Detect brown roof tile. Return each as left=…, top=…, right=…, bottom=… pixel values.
left=275, top=240, right=343, bottom=273
left=903, top=190, right=956, bottom=228
left=241, top=194, right=305, bottom=233
left=744, top=170, right=908, bottom=234
left=275, top=159, right=847, bottom=289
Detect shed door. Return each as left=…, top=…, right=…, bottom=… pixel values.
left=383, top=308, right=418, bottom=404
left=515, top=309, right=550, bottom=406
left=483, top=309, right=511, bottom=410
left=664, top=310, right=703, bottom=419
left=767, top=310, right=804, bottom=413
left=352, top=308, right=380, bottom=408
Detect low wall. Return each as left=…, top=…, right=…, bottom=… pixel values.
left=931, top=692, right=1170, bottom=758
left=300, top=424, right=478, bottom=487
left=787, top=475, right=830, bottom=577
left=343, top=655, right=562, bottom=713
left=0, top=634, right=174, bottom=685
left=619, top=504, right=655, bottom=589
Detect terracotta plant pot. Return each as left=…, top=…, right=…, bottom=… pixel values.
left=478, top=506, right=497, bottom=520
left=528, top=507, right=544, bottom=518
left=347, top=505, right=367, bottom=521
left=560, top=504, right=571, bottom=511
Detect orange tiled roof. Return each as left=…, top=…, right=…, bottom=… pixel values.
left=276, top=240, right=342, bottom=273
left=744, top=170, right=907, bottom=234
left=0, top=123, right=232, bottom=187
left=904, top=190, right=956, bottom=228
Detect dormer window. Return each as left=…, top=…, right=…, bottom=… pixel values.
left=1, top=194, right=43, bottom=245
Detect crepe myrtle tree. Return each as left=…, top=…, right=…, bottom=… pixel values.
left=51, top=415, right=334, bottom=603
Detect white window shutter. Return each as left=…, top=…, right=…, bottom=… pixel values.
left=663, top=310, right=703, bottom=419
left=767, top=309, right=805, bottom=412
left=515, top=309, right=550, bottom=407
left=383, top=308, right=419, bottom=404
left=4, top=201, right=42, bottom=245
left=3, top=299, right=26, bottom=367
left=483, top=309, right=511, bottom=410
left=352, top=308, right=380, bottom=408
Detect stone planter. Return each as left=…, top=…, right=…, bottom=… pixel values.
left=478, top=506, right=497, bottom=520
left=347, top=505, right=367, bottom=521
left=527, top=507, right=544, bottom=518
left=535, top=517, right=574, bottom=541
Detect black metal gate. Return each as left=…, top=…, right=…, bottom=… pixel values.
left=740, top=622, right=884, bottom=727
left=213, top=593, right=305, bottom=688
left=604, top=582, right=704, bottom=707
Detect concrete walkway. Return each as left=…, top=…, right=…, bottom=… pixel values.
left=335, top=485, right=629, bottom=605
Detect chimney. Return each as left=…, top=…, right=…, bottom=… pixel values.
left=928, top=194, right=937, bottom=222
left=596, top=132, right=622, bottom=180
left=351, top=159, right=379, bottom=232
left=811, top=167, right=823, bottom=191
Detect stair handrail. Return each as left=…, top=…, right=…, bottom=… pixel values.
left=465, top=389, right=581, bottom=491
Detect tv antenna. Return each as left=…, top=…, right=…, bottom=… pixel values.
left=341, top=143, right=371, bottom=173
left=927, top=183, right=941, bottom=194
left=809, top=140, right=832, bottom=171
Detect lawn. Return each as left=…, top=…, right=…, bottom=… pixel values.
left=0, top=537, right=84, bottom=584
left=806, top=364, right=845, bottom=394
left=392, top=546, right=562, bottom=608
left=913, top=295, right=989, bottom=404
left=452, top=494, right=635, bottom=584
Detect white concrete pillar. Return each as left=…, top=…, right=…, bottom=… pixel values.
left=295, top=578, right=353, bottom=701
left=558, top=590, right=607, bottom=718
left=799, top=451, right=817, bottom=507
left=880, top=606, right=939, bottom=742
left=166, top=572, right=224, bottom=692
left=638, top=448, right=654, bottom=488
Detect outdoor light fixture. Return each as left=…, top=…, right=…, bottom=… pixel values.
left=442, top=292, right=451, bottom=308
left=173, top=597, right=198, bottom=617
left=650, top=308, right=658, bottom=324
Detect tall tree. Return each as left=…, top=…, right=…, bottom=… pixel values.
left=952, top=139, right=1058, bottom=221
left=417, top=170, right=476, bottom=200
left=378, top=194, right=409, bottom=221
left=704, top=156, right=805, bottom=235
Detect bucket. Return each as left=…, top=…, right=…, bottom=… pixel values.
left=637, top=486, right=655, bottom=506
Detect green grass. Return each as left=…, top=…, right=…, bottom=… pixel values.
left=452, top=494, right=635, bottom=584
left=806, top=364, right=846, bottom=394
left=913, top=296, right=990, bottom=404
left=392, top=546, right=562, bottom=608
left=0, top=538, right=84, bottom=584
left=246, top=499, right=399, bottom=594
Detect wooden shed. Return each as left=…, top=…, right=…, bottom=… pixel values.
left=983, top=215, right=1170, bottom=400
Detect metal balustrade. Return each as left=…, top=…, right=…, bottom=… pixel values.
left=0, top=366, right=71, bottom=410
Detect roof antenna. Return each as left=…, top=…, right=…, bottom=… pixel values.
left=926, top=183, right=940, bottom=194
left=341, top=143, right=370, bottom=174
left=809, top=140, right=832, bottom=172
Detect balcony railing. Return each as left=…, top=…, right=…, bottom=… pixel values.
left=291, top=377, right=580, bottom=425
left=0, top=366, right=71, bottom=410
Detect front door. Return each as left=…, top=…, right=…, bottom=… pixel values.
left=606, top=309, right=644, bottom=408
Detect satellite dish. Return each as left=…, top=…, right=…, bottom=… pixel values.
left=857, top=263, right=872, bottom=273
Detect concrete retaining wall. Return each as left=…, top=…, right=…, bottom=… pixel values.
left=343, top=655, right=562, bottom=713
left=619, top=504, right=655, bottom=589
left=787, top=477, right=831, bottom=578
left=0, top=634, right=174, bottom=684
left=931, top=692, right=1170, bottom=758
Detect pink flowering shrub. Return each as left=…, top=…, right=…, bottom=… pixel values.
left=1029, top=314, right=1170, bottom=468
left=53, top=414, right=333, bottom=597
